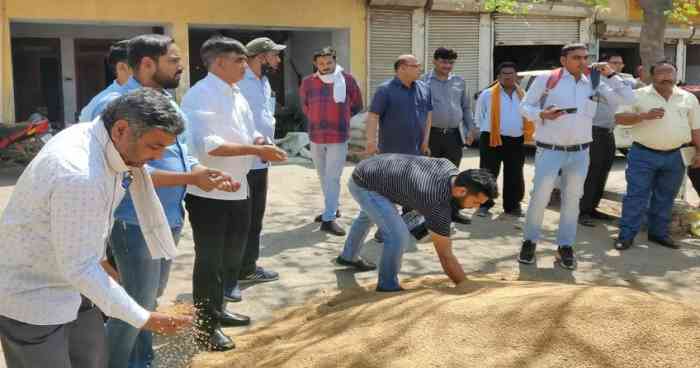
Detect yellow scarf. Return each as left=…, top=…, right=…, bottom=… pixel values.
left=489, top=83, right=534, bottom=147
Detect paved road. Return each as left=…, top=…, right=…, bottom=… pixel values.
left=1, top=149, right=698, bottom=367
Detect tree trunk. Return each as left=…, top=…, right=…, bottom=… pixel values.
left=638, top=0, right=672, bottom=83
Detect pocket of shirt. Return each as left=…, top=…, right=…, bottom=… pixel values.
left=581, top=99, right=598, bottom=119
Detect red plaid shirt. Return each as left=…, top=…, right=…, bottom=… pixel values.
left=299, top=72, right=363, bottom=144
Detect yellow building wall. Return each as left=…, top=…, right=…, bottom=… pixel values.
left=1, top=0, right=367, bottom=122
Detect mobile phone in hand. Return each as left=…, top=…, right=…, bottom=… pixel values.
left=554, top=107, right=578, bottom=114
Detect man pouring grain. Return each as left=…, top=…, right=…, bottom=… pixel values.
left=0, top=89, right=192, bottom=368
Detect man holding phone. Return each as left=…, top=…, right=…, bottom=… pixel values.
left=614, top=61, right=700, bottom=251
left=518, top=43, right=634, bottom=270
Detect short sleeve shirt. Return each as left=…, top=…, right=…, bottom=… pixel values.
left=370, top=78, right=433, bottom=155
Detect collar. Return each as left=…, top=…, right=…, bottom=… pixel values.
left=92, top=119, right=129, bottom=175
left=206, top=72, right=236, bottom=95
left=124, top=76, right=175, bottom=99
left=562, top=68, right=590, bottom=84
left=124, top=76, right=142, bottom=91
left=648, top=85, right=682, bottom=100
left=428, top=70, right=454, bottom=82
left=244, top=66, right=264, bottom=81
left=391, top=77, right=415, bottom=89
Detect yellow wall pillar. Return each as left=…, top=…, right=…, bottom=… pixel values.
left=1, top=0, right=15, bottom=122
left=166, top=21, right=190, bottom=103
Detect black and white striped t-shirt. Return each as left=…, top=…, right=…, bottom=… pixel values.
left=352, top=154, right=458, bottom=236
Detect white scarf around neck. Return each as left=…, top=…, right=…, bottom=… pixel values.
left=317, top=65, right=346, bottom=103
left=98, top=119, right=178, bottom=260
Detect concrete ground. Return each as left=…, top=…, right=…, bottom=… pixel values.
left=1, top=148, right=699, bottom=367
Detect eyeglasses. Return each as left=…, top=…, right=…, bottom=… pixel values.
left=405, top=63, right=421, bottom=68
left=437, top=59, right=456, bottom=64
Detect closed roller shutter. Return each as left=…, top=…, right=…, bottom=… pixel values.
left=368, top=8, right=413, bottom=101
left=426, top=12, right=480, bottom=97
left=494, top=15, right=580, bottom=46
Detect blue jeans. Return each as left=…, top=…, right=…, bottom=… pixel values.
left=619, top=145, right=685, bottom=241
left=310, top=142, right=348, bottom=221
left=340, top=179, right=412, bottom=290
left=524, top=148, right=590, bottom=247
left=106, top=220, right=182, bottom=368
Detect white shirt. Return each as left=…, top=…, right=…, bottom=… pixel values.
left=182, top=73, right=261, bottom=201
left=237, top=67, right=276, bottom=170
left=520, top=69, right=634, bottom=146
left=0, top=120, right=151, bottom=327
left=475, top=86, right=524, bottom=137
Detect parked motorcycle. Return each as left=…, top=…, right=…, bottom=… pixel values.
left=0, top=118, right=52, bottom=165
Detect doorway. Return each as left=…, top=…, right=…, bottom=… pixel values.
left=11, top=37, right=63, bottom=125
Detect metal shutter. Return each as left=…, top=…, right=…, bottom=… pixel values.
left=494, top=15, right=580, bottom=46
left=426, top=12, right=480, bottom=98
left=368, top=9, right=413, bottom=101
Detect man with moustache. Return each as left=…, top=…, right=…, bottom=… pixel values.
left=90, top=34, right=236, bottom=367
left=422, top=47, right=473, bottom=224
left=474, top=61, right=528, bottom=218
left=300, top=46, right=363, bottom=236
left=0, top=89, right=192, bottom=368
left=518, top=43, right=633, bottom=270
left=182, top=36, right=287, bottom=351
left=367, top=54, right=433, bottom=242
left=614, top=61, right=700, bottom=251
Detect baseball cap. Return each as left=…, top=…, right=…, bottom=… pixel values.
left=246, top=37, right=286, bottom=56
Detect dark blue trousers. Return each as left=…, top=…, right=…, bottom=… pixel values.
left=619, top=145, right=685, bottom=241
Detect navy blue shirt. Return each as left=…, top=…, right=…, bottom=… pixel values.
left=370, top=77, right=432, bottom=155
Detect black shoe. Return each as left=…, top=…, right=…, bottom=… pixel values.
left=314, top=210, right=342, bottom=222
left=590, top=210, right=614, bottom=221
left=648, top=234, right=679, bottom=249
left=556, top=246, right=576, bottom=270
left=321, top=221, right=346, bottom=236
left=374, top=231, right=384, bottom=243
left=220, top=311, right=251, bottom=327
left=517, top=240, right=536, bottom=264
left=239, top=267, right=279, bottom=285
left=614, top=237, right=633, bottom=251
left=223, top=284, right=242, bottom=303
left=505, top=207, right=524, bottom=217
left=452, top=212, right=472, bottom=225
left=578, top=214, right=596, bottom=227
left=335, top=256, right=377, bottom=271
left=376, top=286, right=405, bottom=292
left=197, top=328, right=235, bottom=352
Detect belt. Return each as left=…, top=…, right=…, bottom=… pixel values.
left=632, top=142, right=689, bottom=154
left=536, top=142, right=591, bottom=152
left=430, top=127, right=459, bottom=134
left=593, top=126, right=614, bottom=133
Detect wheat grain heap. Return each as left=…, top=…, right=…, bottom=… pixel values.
left=192, top=277, right=700, bottom=368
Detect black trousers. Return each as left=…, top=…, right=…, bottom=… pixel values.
left=688, top=166, right=700, bottom=197
left=580, top=127, right=616, bottom=215
left=241, top=168, right=269, bottom=277
left=479, top=132, right=525, bottom=212
left=429, top=127, right=463, bottom=167
left=185, top=194, right=251, bottom=331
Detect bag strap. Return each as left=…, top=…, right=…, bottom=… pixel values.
left=539, top=68, right=564, bottom=109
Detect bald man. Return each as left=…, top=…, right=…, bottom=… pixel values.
left=366, top=54, right=432, bottom=157
left=364, top=55, right=435, bottom=242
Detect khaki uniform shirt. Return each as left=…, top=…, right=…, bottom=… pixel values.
left=618, top=86, right=700, bottom=150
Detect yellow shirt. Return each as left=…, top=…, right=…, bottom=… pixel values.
left=618, top=86, right=700, bottom=150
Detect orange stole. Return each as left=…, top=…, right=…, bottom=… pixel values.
left=488, top=83, right=534, bottom=147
